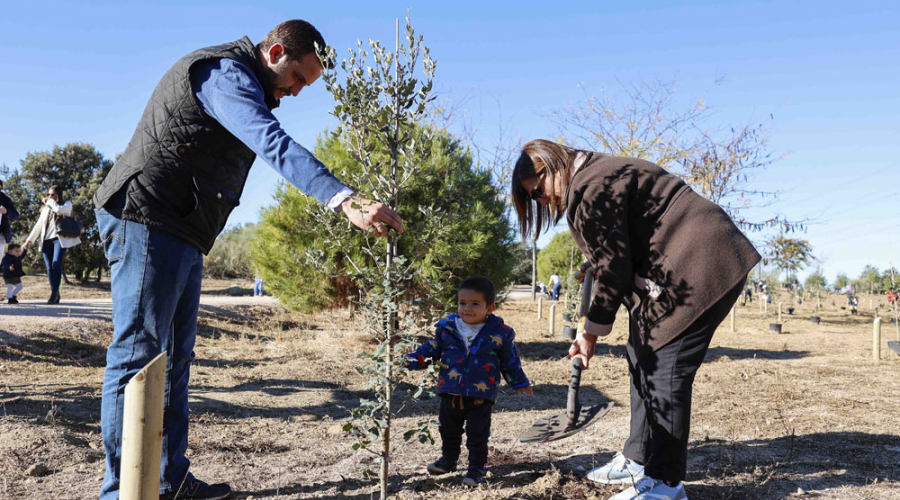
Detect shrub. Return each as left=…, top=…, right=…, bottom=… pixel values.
left=252, top=126, right=517, bottom=313
left=204, top=223, right=257, bottom=279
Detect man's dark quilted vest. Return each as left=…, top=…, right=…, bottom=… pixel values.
left=93, top=36, right=278, bottom=254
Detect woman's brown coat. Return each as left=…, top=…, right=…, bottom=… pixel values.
left=565, top=152, right=761, bottom=356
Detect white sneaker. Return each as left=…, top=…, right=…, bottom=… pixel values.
left=586, top=451, right=646, bottom=485
left=608, top=477, right=687, bottom=500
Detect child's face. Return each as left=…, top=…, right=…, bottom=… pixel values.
left=457, top=288, right=494, bottom=325
left=9, top=247, right=21, bottom=257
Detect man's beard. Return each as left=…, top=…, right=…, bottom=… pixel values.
left=260, top=65, right=281, bottom=99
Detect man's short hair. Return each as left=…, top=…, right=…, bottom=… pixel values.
left=259, top=19, right=334, bottom=69
left=459, top=276, right=496, bottom=306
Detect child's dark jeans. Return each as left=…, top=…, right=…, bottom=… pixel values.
left=439, top=394, right=493, bottom=469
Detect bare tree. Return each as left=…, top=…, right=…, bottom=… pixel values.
left=547, top=79, right=804, bottom=233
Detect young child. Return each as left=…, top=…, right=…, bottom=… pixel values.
left=2, top=243, right=26, bottom=304
left=406, top=276, right=532, bottom=486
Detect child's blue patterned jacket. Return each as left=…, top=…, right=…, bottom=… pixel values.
left=406, top=313, right=530, bottom=401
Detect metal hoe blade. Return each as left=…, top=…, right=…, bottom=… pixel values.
left=519, top=400, right=613, bottom=443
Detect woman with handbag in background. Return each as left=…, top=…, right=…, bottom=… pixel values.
left=23, top=185, right=81, bottom=303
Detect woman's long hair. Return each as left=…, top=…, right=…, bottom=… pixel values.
left=48, top=185, right=65, bottom=204
left=511, top=139, right=577, bottom=240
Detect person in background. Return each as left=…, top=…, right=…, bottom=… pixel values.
left=0, top=179, right=20, bottom=252
left=2, top=242, right=26, bottom=304
left=23, top=185, right=80, bottom=304
left=548, top=273, right=561, bottom=300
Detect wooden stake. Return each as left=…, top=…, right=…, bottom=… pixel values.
left=730, top=306, right=736, bottom=332
left=873, top=317, right=882, bottom=362
left=778, top=302, right=783, bottom=323
left=537, top=297, right=543, bottom=319
left=120, top=352, right=166, bottom=500
left=549, top=304, right=557, bottom=335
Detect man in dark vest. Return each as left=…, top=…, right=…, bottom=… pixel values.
left=94, top=20, right=403, bottom=500
left=0, top=179, right=19, bottom=251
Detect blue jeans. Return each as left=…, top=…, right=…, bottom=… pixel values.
left=97, top=208, right=204, bottom=499
left=253, top=277, right=264, bottom=296
left=551, top=283, right=561, bottom=301
left=41, top=238, right=67, bottom=295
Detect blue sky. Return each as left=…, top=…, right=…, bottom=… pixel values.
left=1, top=1, right=897, bottom=284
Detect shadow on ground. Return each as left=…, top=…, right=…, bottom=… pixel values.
left=202, top=286, right=253, bottom=297
left=0, top=329, right=108, bottom=368
left=237, top=431, right=900, bottom=499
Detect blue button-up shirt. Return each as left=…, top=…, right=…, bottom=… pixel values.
left=191, top=58, right=352, bottom=208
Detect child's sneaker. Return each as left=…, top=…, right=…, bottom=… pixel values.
left=608, top=477, right=687, bottom=500
left=7, top=297, right=17, bottom=304
left=426, top=457, right=457, bottom=475
left=461, top=467, right=486, bottom=487
left=586, top=451, right=645, bottom=485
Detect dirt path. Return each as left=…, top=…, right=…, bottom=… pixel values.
left=0, top=296, right=279, bottom=326
left=0, top=282, right=534, bottom=327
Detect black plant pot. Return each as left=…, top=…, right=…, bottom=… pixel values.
left=769, top=323, right=782, bottom=334
left=810, top=316, right=820, bottom=324
left=562, top=326, right=576, bottom=341
left=889, top=341, right=900, bottom=355
left=786, top=307, right=795, bottom=315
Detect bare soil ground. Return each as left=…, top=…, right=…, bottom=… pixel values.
left=1, top=282, right=899, bottom=499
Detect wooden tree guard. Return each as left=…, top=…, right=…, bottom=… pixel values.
left=537, top=297, right=543, bottom=319
left=549, top=304, right=557, bottom=335
left=778, top=302, right=783, bottom=323
left=873, top=318, right=882, bottom=363
left=730, top=306, right=736, bottom=332
left=120, top=352, right=167, bottom=500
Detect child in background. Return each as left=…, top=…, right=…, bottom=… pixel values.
left=2, top=243, right=26, bottom=304
left=406, top=276, right=532, bottom=486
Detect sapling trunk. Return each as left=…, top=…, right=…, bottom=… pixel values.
left=382, top=306, right=392, bottom=500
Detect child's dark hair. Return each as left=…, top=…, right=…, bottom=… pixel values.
left=459, top=276, right=496, bottom=305
left=7, top=243, right=21, bottom=251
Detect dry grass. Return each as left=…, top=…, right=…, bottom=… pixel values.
left=1, top=284, right=899, bottom=499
